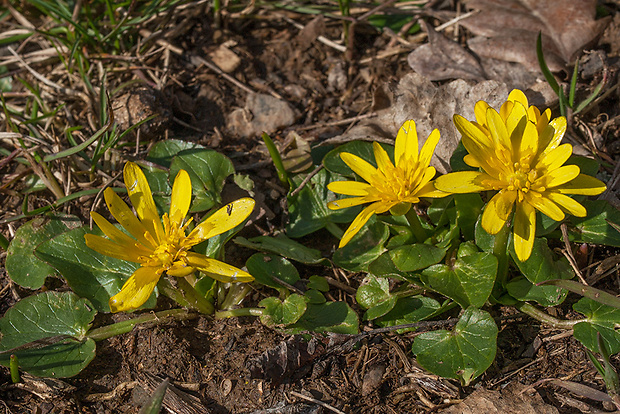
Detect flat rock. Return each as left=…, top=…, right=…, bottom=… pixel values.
left=227, top=93, right=297, bottom=138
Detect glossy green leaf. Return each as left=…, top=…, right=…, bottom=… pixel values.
left=368, top=252, right=410, bottom=281
left=0, top=291, right=96, bottom=378
left=304, top=289, right=326, bottom=304
left=288, top=301, right=359, bottom=334
left=540, top=279, right=620, bottom=309
left=375, top=296, right=442, bottom=333
left=573, top=298, right=620, bottom=354
left=322, top=140, right=394, bottom=177
left=510, top=238, right=573, bottom=285
left=287, top=169, right=360, bottom=237
left=390, top=243, right=446, bottom=272
left=356, top=275, right=397, bottom=320
left=146, top=139, right=204, bottom=168
left=234, top=235, right=329, bottom=265
left=333, top=218, right=389, bottom=272
left=170, top=148, right=234, bottom=212
left=246, top=253, right=300, bottom=290
left=570, top=200, right=620, bottom=246
left=141, top=165, right=172, bottom=214
left=474, top=215, right=495, bottom=253
left=421, top=252, right=497, bottom=309
left=35, top=226, right=155, bottom=313
left=455, top=194, right=484, bottom=240
left=307, top=276, right=329, bottom=292
left=6, top=214, right=82, bottom=289
left=411, top=308, right=497, bottom=385
left=259, top=294, right=307, bottom=327
left=506, top=276, right=567, bottom=307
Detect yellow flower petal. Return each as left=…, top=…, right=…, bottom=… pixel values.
left=109, top=266, right=162, bottom=313
left=556, top=174, right=606, bottom=195
left=546, top=192, right=587, bottom=217
left=544, top=165, right=581, bottom=188
left=328, top=196, right=374, bottom=210
left=486, top=107, right=511, bottom=151
left=340, top=153, right=379, bottom=184
left=188, top=198, right=255, bottom=242
left=513, top=201, right=536, bottom=262
left=419, top=129, right=440, bottom=168
left=518, top=115, right=539, bottom=160
left=508, top=89, right=528, bottom=108
left=482, top=191, right=515, bottom=234
left=84, top=234, right=144, bottom=263
left=169, top=169, right=191, bottom=229
left=416, top=181, right=450, bottom=198
left=339, top=202, right=387, bottom=248
left=104, top=188, right=155, bottom=249
left=395, top=119, right=419, bottom=165
left=124, top=162, right=164, bottom=243
left=167, top=261, right=196, bottom=277
left=327, top=181, right=372, bottom=196
left=474, top=100, right=490, bottom=125
left=526, top=192, right=564, bottom=221
left=373, top=142, right=394, bottom=172
left=91, top=211, right=139, bottom=248
left=185, top=252, right=254, bottom=282
left=535, top=143, right=572, bottom=172
left=434, top=171, right=490, bottom=193
left=540, top=117, right=567, bottom=157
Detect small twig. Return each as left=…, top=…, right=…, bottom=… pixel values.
left=289, top=390, right=346, bottom=414
left=560, top=222, right=588, bottom=285
left=289, top=165, right=323, bottom=197
left=296, top=112, right=377, bottom=132
left=279, top=15, right=347, bottom=53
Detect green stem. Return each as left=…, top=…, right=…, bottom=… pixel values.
left=220, top=283, right=252, bottom=310
left=325, top=222, right=344, bottom=239
left=10, top=355, right=20, bottom=383
left=405, top=207, right=427, bottom=243
left=515, top=302, right=586, bottom=329
left=87, top=309, right=197, bottom=342
left=215, top=308, right=263, bottom=319
left=159, top=277, right=215, bottom=315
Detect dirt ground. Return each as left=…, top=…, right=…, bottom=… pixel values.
left=1, top=1, right=620, bottom=413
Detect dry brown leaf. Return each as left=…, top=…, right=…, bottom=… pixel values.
left=461, top=0, right=610, bottom=69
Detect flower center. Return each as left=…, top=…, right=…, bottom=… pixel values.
left=505, top=161, right=544, bottom=201
left=373, top=163, right=421, bottom=202
left=152, top=242, right=179, bottom=268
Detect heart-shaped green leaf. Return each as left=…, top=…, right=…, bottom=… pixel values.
left=35, top=226, right=155, bottom=313
left=287, top=301, right=359, bottom=334
left=0, top=291, right=96, bottom=378
left=510, top=238, right=573, bottom=285
left=421, top=252, right=497, bottom=309
left=570, top=200, right=620, bottom=246
left=389, top=243, right=446, bottom=272
left=6, top=214, right=82, bottom=289
left=506, top=276, right=567, bottom=307
left=147, top=139, right=204, bottom=168
left=374, top=296, right=442, bottom=333
left=411, top=307, right=497, bottom=385
left=170, top=148, right=234, bottom=212
left=259, top=294, right=307, bottom=327
left=356, top=275, right=397, bottom=320
left=573, top=298, right=620, bottom=354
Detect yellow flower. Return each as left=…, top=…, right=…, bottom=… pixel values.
left=85, top=162, right=255, bottom=313
left=434, top=89, right=606, bottom=261
left=327, top=120, right=448, bottom=247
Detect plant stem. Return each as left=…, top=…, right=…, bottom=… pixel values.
left=215, top=308, right=263, bottom=319
left=515, top=302, right=586, bottom=329
left=159, top=277, right=215, bottom=315
left=220, top=283, right=252, bottom=310
left=405, top=208, right=427, bottom=243
left=325, top=222, right=344, bottom=239
left=87, top=309, right=198, bottom=342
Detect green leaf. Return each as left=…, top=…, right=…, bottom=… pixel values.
left=390, top=243, right=446, bottom=272
left=141, top=165, right=172, bottom=214
left=368, top=252, right=410, bottom=281
left=455, top=194, right=484, bottom=240
left=234, top=234, right=329, bottom=265
left=573, top=298, right=620, bottom=354
left=35, top=226, right=155, bottom=313
left=304, top=289, right=326, bottom=304
left=333, top=217, right=389, bottom=272
left=287, top=169, right=360, bottom=237
left=540, top=279, right=620, bottom=309
left=506, top=276, right=567, bottom=307
left=449, top=140, right=476, bottom=172
left=288, top=301, right=359, bottom=334
left=146, top=139, right=204, bottom=168
left=322, top=141, right=393, bottom=177
left=245, top=253, right=300, bottom=290
left=356, top=275, right=397, bottom=320
left=307, top=275, right=329, bottom=292
left=474, top=215, right=495, bottom=253
left=411, top=307, right=498, bottom=385
left=259, top=294, right=307, bottom=327
left=510, top=238, right=573, bottom=285
left=421, top=252, right=497, bottom=308
left=0, top=291, right=96, bottom=378
left=6, top=214, right=82, bottom=289
left=570, top=200, right=620, bottom=246
left=375, top=296, right=442, bottom=333
left=170, top=149, right=235, bottom=212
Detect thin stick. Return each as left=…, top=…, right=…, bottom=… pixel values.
left=289, top=391, right=346, bottom=414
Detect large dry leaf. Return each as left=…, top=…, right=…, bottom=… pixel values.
left=461, top=0, right=610, bottom=69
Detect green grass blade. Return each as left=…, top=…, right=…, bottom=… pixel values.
left=575, top=78, right=606, bottom=114
left=569, top=60, right=579, bottom=108
left=262, top=132, right=290, bottom=186
left=536, top=33, right=560, bottom=95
